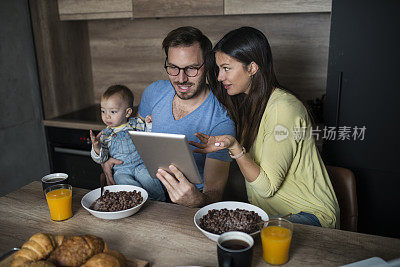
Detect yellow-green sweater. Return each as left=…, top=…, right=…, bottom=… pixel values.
left=246, top=89, right=339, bottom=228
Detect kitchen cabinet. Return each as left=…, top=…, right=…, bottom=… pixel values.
left=57, top=0, right=331, bottom=21
left=132, top=0, right=223, bottom=18
left=224, top=0, right=331, bottom=15
left=57, top=0, right=222, bottom=20
left=30, top=0, right=94, bottom=119
left=57, top=0, right=133, bottom=20
left=323, top=0, right=400, bottom=238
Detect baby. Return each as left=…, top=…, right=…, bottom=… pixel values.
left=90, top=84, right=165, bottom=201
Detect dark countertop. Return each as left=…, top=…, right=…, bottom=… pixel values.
left=55, top=104, right=102, bottom=123
left=43, top=104, right=138, bottom=131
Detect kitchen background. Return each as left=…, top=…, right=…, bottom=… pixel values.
left=1, top=0, right=399, bottom=238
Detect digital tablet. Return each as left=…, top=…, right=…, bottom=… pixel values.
left=129, top=131, right=202, bottom=184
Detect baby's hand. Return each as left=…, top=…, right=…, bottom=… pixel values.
left=144, top=115, right=152, bottom=132
left=90, top=130, right=101, bottom=155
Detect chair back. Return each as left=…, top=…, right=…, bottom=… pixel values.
left=222, top=161, right=248, bottom=202
left=326, top=166, right=358, bottom=231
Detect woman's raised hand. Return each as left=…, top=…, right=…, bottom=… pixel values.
left=190, top=132, right=236, bottom=154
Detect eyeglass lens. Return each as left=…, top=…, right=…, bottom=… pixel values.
left=164, top=61, right=204, bottom=77
left=165, top=66, right=198, bottom=77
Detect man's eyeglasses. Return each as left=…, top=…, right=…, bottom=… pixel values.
left=164, top=60, right=204, bottom=77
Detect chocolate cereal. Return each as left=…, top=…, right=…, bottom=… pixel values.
left=199, top=208, right=262, bottom=235
left=90, top=190, right=143, bottom=212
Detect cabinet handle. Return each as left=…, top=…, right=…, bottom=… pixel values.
left=336, top=72, right=343, bottom=127
left=54, top=147, right=91, bottom=157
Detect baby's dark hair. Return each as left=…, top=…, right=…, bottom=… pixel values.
left=102, top=85, right=134, bottom=107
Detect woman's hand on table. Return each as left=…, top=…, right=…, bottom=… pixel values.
left=156, top=165, right=203, bottom=207
left=101, top=158, right=122, bottom=185
left=190, top=133, right=238, bottom=153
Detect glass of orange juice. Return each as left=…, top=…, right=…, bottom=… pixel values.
left=261, top=218, right=293, bottom=265
left=45, top=184, right=72, bottom=221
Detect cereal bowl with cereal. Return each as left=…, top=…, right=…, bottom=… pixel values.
left=81, top=185, right=148, bottom=220
left=194, top=201, right=269, bottom=242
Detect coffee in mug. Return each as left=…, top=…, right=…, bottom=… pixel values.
left=41, top=173, right=69, bottom=191
left=220, top=239, right=250, bottom=250
left=217, top=231, right=254, bottom=267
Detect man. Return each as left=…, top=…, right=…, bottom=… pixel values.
left=102, top=26, right=235, bottom=207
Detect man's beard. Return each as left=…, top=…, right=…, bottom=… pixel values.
left=173, top=75, right=207, bottom=100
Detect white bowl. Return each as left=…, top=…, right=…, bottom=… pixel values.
left=81, top=185, right=148, bottom=220
left=194, top=201, right=269, bottom=242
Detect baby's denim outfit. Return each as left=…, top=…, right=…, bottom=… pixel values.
left=91, top=117, right=165, bottom=201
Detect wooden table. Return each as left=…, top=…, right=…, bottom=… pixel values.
left=0, top=181, right=399, bottom=266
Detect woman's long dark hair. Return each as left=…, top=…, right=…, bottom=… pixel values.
left=208, top=27, right=281, bottom=151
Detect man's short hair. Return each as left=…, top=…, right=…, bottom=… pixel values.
left=162, top=26, right=212, bottom=62
left=102, top=85, right=134, bottom=108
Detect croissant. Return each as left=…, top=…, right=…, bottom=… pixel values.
left=12, top=261, right=56, bottom=267
left=52, top=235, right=105, bottom=266
left=12, top=233, right=59, bottom=267
left=12, top=233, right=126, bottom=267
left=82, top=250, right=126, bottom=267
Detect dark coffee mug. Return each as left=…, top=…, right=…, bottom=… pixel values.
left=41, top=173, right=69, bottom=191
left=217, top=231, right=254, bottom=267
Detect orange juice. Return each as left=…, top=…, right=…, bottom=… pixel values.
left=261, top=225, right=292, bottom=265
left=46, top=188, right=72, bottom=221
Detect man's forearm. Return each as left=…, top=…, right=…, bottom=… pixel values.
left=200, top=158, right=230, bottom=207
left=188, top=190, right=208, bottom=208
left=201, top=189, right=223, bottom=206
left=179, top=190, right=219, bottom=208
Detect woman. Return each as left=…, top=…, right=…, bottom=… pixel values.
left=191, top=27, right=339, bottom=228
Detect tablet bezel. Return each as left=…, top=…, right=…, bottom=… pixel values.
left=128, top=131, right=202, bottom=184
